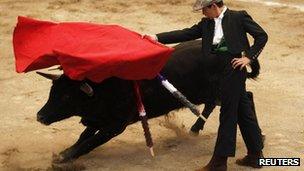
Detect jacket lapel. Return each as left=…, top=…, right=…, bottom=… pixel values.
left=206, top=19, right=215, bottom=50
left=222, top=9, right=230, bottom=38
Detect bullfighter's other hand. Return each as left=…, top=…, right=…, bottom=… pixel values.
left=231, top=57, right=251, bottom=70
left=142, top=34, right=158, bottom=41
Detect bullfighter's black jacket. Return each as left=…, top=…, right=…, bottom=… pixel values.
left=156, top=9, right=268, bottom=60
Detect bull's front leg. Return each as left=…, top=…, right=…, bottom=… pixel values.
left=54, top=125, right=127, bottom=163
left=56, top=126, right=98, bottom=162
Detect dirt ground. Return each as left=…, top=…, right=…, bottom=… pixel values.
left=0, top=0, right=303, bottom=170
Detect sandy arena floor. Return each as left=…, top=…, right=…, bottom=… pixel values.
left=0, top=0, right=303, bottom=170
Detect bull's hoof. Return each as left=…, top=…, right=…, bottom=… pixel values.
left=59, top=147, right=73, bottom=158
left=52, top=153, right=75, bottom=164
left=189, top=119, right=205, bottom=136
left=189, top=130, right=199, bottom=136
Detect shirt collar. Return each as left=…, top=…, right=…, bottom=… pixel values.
left=215, top=6, right=227, bottom=20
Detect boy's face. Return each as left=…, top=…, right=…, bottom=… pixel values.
left=202, top=4, right=218, bottom=19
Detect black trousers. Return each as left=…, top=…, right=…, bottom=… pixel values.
left=206, top=52, right=263, bottom=157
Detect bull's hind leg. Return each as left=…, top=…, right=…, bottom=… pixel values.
left=190, top=103, right=216, bottom=135
left=54, top=125, right=127, bottom=163
left=57, top=126, right=98, bottom=161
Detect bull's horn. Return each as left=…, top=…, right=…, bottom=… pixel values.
left=48, top=66, right=63, bottom=71
left=36, top=71, right=61, bottom=80
left=80, top=82, right=94, bottom=97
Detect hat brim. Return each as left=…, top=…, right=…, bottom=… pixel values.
left=193, top=1, right=204, bottom=11
left=192, top=0, right=222, bottom=11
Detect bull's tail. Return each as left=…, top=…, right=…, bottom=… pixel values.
left=247, top=59, right=260, bottom=79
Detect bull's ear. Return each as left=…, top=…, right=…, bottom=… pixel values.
left=36, top=71, right=60, bottom=81
left=80, top=83, right=94, bottom=97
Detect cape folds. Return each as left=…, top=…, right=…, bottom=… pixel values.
left=13, top=16, right=174, bottom=82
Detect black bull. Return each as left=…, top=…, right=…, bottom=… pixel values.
left=37, top=40, right=260, bottom=163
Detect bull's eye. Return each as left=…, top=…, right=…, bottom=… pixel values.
left=61, top=94, right=70, bottom=102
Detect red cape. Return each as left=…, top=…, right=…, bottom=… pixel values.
left=13, top=16, right=174, bottom=82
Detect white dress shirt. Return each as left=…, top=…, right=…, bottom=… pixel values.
left=212, top=6, right=227, bottom=45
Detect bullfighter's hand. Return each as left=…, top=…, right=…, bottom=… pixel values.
left=142, top=34, right=158, bottom=41
left=231, top=57, right=251, bottom=70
